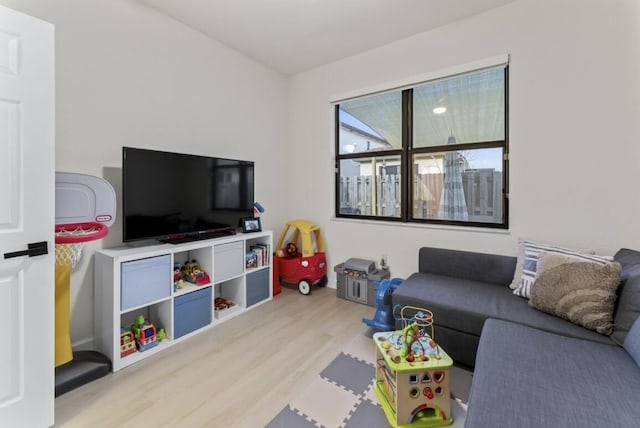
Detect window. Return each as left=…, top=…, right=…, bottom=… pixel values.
left=335, top=64, right=508, bottom=228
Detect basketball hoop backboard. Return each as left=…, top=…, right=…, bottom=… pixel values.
left=55, top=172, right=116, bottom=227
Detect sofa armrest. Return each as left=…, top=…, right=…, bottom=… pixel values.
left=611, top=248, right=640, bottom=345
left=418, top=247, right=516, bottom=286
left=624, top=316, right=640, bottom=368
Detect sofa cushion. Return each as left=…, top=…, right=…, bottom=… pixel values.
left=392, top=272, right=613, bottom=345
left=465, top=319, right=640, bottom=428
left=418, top=247, right=516, bottom=286
left=425, top=324, right=480, bottom=368
left=623, top=316, right=640, bottom=367
left=611, top=248, right=640, bottom=345
left=512, top=240, right=610, bottom=299
left=529, top=252, right=621, bottom=334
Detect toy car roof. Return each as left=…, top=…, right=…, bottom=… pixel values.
left=285, top=219, right=320, bottom=233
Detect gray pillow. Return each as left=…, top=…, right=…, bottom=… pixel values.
left=529, top=252, right=622, bottom=335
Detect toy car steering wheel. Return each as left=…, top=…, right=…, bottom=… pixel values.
left=286, top=242, right=298, bottom=257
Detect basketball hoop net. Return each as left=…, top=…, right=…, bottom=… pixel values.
left=55, top=222, right=108, bottom=268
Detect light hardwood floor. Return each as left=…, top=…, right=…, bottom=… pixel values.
left=54, top=287, right=374, bottom=427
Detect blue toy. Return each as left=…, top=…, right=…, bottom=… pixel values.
left=130, top=315, right=158, bottom=352
left=363, top=277, right=403, bottom=331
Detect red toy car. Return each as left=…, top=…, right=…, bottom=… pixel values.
left=275, top=220, right=327, bottom=295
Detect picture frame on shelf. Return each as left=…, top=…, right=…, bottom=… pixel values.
left=242, top=217, right=262, bottom=233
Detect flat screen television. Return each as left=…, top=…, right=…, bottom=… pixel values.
left=122, top=147, right=254, bottom=243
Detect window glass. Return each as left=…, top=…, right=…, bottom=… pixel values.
left=412, top=147, right=503, bottom=223
left=338, top=155, right=401, bottom=218
left=338, top=92, right=402, bottom=154
left=335, top=64, right=508, bottom=228
left=413, top=68, right=505, bottom=148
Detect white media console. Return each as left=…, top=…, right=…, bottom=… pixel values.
left=94, top=230, right=272, bottom=372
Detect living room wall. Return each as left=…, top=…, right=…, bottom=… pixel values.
left=287, top=0, right=640, bottom=283
left=0, top=0, right=289, bottom=347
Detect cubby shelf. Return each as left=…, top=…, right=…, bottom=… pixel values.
left=214, top=305, right=243, bottom=320
left=94, top=230, right=272, bottom=372
left=174, top=282, right=212, bottom=298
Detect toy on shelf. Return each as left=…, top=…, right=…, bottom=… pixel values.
left=274, top=220, right=327, bottom=295
left=373, top=305, right=453, bottom=428
left=119, top=328, right=136, bottom=358
left=156, top=328, right=167, bottom=342
left=130, top=315, right=158, bottom=352
left=173, top=262, right=184, bottom=292
left=363, top=277, right=404, bottom=331
left=214, top=297, right=235, bottom=311
left=181, top=259, right=210, bottom=286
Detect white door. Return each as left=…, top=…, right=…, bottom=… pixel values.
left=0, top=5, right=55, bottom=428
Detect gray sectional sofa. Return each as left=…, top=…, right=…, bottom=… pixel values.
left=392, top=246, right=640, bottom=427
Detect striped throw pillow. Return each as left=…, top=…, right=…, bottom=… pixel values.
left=513, top=240, right=612, bottom=299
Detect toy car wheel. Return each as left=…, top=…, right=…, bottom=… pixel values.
left=317, top=275, right=328, bottom=287
left=298, top=280, right=311, bottom=295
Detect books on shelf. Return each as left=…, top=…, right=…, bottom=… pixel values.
left=246, top=243, right=270, bottom=269
left=246, top=252, right=257, bottom=269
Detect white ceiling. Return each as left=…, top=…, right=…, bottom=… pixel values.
left=137, top=0, right=517, bottom=75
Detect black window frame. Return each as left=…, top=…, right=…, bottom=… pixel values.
left=335, top=66, right=509, bottom=229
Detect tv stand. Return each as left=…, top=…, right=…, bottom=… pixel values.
left=95, top=230, right=273, bottom=372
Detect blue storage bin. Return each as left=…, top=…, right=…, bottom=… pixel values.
left=174, top=287, right=212, bottom=338
left=246, top=269, right=269, bottom=307
left=121, top=254, right=171, bottom=311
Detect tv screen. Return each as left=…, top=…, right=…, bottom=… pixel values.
left=123, top=147, right=254, bottom=243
